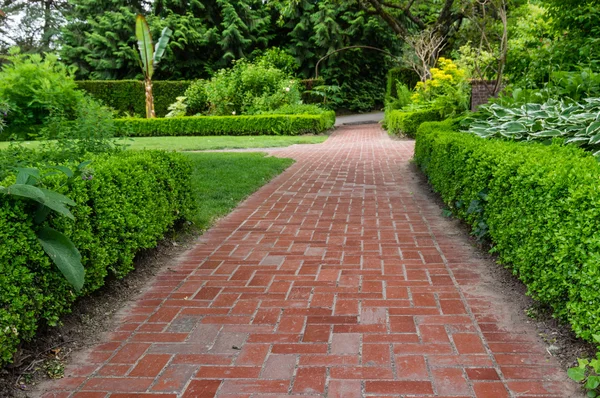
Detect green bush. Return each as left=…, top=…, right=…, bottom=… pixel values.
left=0, top=150, right=194, bottom=364
left=113, top=113, right=336, bottom=137
left=76, top=80, right=191, bottom=117
left=261, top=104, right=329, bottom=115
left=184, top=80, right=209, bottom=115
left=204, top=60, right=301, bottom=116
left=414, top=120, right=600, bottom=342
left=385, top=109, right=441, bottom=137
left=0, top=50, right=83, bottom=127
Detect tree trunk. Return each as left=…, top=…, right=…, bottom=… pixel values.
left=144, top=78, right=155, bottom=118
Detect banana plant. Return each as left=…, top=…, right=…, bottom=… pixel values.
left=135, top=15, right=172, bottom=118
left=0, top=165, right=88, bottom=291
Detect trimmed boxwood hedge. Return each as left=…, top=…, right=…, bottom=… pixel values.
left=0, top=150, right=194, bottom=364
left=76, top=80, right=191, bottom=117
left=385, top=108, right=441, bottom=137
left=114, top=112, right=336, bottom=137
left=415, top=119, right=600, bottom=341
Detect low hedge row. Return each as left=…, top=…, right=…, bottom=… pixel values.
left=114, top=112, right=336, bottom=137
left=0, top=150, right=194, bottom=364
left=414, top=120, right=600, bottom=341
left=386, top=109, right=441, bottom=138
left=76, top=80, right=191, bottom=117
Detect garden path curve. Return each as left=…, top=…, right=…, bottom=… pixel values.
left=41, top=124, right=579, bottom=397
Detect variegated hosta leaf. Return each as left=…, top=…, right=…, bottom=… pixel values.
left=465, top=97, right=600, bottom=156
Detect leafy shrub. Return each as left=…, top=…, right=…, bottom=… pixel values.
left=415, top=120, right=600, bottom=342
left=39, top=95, right=119, bottom=161
left=0, top=150, right=194, bottom=364
left=386, top=109, right=441, bottom=137
left=254, top=48, right=299, bottom=76
left=0, top=50, right=83, bottom=128
left=204, top=60, right=301, bottom=116
left=464, top=97, right=600, bottom=155
left=385, top=82, right=412, bottom=112
left=184, top=80, right=209, bottom=115
left=113, top=112, right=335, bottom=137
left=410, top=58, right=470, bottom=118
left=166, top=96, right=188, bottom=118
left=76, top=80, right=191, bottom=117
left=385, top=67, right=420, bottom=101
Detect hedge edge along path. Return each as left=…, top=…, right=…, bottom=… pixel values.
left=114, top=112, right=336, bottom=137
left=415, top=119, right=600, bottom=342
left=0, top=150, right=194, bottom=364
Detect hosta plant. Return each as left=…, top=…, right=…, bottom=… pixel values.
left=464, top=98, right=600, bottom=156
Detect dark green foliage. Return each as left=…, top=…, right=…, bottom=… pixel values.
left=385, top=109, right=441, bottom=137
left=414, top=120, right=600, bottom=341
left=76, top=80, right=191, bottom=117
left=386, top=68, right=419, bottom=99
left=0, top=150, right=194, bottom=364
left=113, top=112, right=335, bottom=137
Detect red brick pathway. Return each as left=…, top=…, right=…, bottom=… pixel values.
left=41, top=125, right=579, bottom=397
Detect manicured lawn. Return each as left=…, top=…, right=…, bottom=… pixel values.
left=185, top=152, right=294, bottom=230
left=0, top=135, right=327, bottom=151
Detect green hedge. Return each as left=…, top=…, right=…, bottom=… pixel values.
left=385, top=109, right=441, bottom=138
left=113, top=112, right=336, bottom=137
left=415, top=120, right=600, bottom=341
left=0, top=150, right=194, bottom=364
left=76, top=80, right=191, bottom=117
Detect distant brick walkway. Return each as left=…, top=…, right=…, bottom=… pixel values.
left=42, top=125, right=578, bottom=397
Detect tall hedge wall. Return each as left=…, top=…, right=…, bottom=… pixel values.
left=414, top=120, right=600, bottom=341
left=113, top=112, right=336, bottom=137
left=0, top=150, right=194, bottom=364
left=76, top=80, right=191, bottom=117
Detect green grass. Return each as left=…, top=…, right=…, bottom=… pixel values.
left=0, top=135, right=327, bottom=151
left=185, top=152, right=294, bottom=230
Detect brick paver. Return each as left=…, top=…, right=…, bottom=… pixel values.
left=41, top=125, right=579, bottom=397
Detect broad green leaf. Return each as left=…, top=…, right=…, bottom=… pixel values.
left=3, top=184, right=75, bottom=220
left=135, top=14, right=154, bottom=79
left=16, top=168, right=41, bottom=184
left=47, top=165, right=74, bottom=178
left=531, top=129, right=563, bottom=137
left=4, top=184, right=46, bottom=203
left=585, top=375, right=600, bottom=390
left=37, top=188, right=76, bottom=206
left=502, top=121, right=527, bottom=133
left=590, top=134, right=600, bottom=145
left=587, top=121, right=600, bottom=136
left=37, top=226, right=85, bottom=292
left=153, top=27, right=172, bottom=65
left=568, top=367, right=586, bottom=382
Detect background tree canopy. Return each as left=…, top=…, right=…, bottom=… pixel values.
left=1, top=0, right=599, bottom=111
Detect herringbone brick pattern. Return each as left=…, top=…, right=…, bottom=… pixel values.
left=41, top=125, right=578, bottom=397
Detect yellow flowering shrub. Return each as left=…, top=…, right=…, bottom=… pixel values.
left=410, top=58, right=470, bottom=118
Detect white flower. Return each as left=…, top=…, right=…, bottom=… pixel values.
left=232, top=111, right=236, bottom=115
left=285, top=87, right=290, bottom=92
